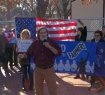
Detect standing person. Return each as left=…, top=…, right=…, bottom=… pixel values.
left=76, top=53, right=89, bottom=76
left=17, top=29, right=34, bottom=91
left=0, top=31, right=5, bottom=65
left=4, top=26, right=14, bottom=68
left=12, top=29, right=18, bottom=66
left=74, top=19, right=87, bottom=79
left=90, top=30, right=104, bottom=92
left=75, top=19, right=87, bottom=41
left=91, top=30, right=103, bottom=42
left=90, top=30, right=103, bottom=87
left=0, top=30, right=5, bottom=54
left=18, top=26, right=62, bottom=95
left=14, top=44, right=18, bottom=66
left=0, top=29, right=9, bottom=72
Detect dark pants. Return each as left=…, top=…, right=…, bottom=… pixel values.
left=5, top=47, right=13, bottom=66
left=0, top=52, right=9, bottom=72
left=90, top=75, right=96, bottom=86
left=21, top=65, right=34, bottom=89
left=13, top=49, right=17, bottom=66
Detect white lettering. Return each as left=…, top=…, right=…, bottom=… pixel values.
left=60, top=44, right=66, bottom=52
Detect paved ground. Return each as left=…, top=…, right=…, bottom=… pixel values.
left=0, top=65, right=105, bottom=95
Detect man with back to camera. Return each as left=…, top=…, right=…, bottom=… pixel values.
left=18, top=26, right=62, bottom=95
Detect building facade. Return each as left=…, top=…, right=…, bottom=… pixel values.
left=71, top=0, right=104, bottom=40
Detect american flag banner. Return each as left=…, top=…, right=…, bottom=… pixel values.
left=15, top=17, right=77, bottom=41
left=15, top=17, right=77, bottom=72
left=36, top=18, right=77, bottom=41
left=15, top=17, right=36, bottom=39
left=15, top=17, right=36, bottom=72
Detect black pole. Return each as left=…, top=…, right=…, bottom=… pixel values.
left=103, top=0, right=105, bottom=25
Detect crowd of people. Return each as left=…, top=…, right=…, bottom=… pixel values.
left=74, top=19, right=105, bottom=92
left=0, top=26, right=17, bottom=69
left=0, top=19, right=105, bottom=95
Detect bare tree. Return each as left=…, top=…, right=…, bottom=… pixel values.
left=21, top=0, right=37, bottom=17
left=55, top=0, right=98, bottom=19
left=0, top=0, right=99, bottom=20
left=0, top=0, right=20, bottom=20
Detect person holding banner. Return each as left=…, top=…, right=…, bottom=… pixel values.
left=90, top=30, right=105, bottom=92
left=90, top=30, right=103, bottom=86
left=18, top=26, right=62, bottom=95
left=74, top=19, right=87, bottom=79
left=17, top=29, right=34, bottom=91
left=91, top=30, right=103, bottom=43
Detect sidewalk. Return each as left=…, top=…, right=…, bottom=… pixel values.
left=0, top=66, right=105, bottom=95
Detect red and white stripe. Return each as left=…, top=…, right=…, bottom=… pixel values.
left=36, top=18, right=77, bottom=41
left=3, top=31, right=16, bottom=44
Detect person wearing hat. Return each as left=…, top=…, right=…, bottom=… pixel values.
left=18, top=26, right=62, bottom=95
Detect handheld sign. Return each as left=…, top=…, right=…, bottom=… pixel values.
left=3, top=30, right=16, bottom=44
left=17, top=39, right=33, bottom=52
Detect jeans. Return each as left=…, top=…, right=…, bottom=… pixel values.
left=5, top=47, right=13, bottom=66
left=21, top=64, right=34, bottom=89
left=13, top=49, right=17, bottom=66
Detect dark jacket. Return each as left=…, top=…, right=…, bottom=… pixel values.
left=26, top=38, right=62, bottom=67
left=75, top=26, right=87, bottom=41
left=91, top=38, right=105, bottom=42
left=101, top=36, right=105, bottom=41
left=0, top=34, right=5, bottom=54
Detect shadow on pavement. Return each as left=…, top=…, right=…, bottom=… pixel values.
left=0, top=66, right=35, bottom=95
left=0, top=66, right=105, bottom=95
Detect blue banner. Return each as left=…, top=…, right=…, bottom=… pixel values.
left=94, top=42, right=105, bottom=77
left=55, top=41, right=96, bottom=75
left=30, top=57, right=35, bottom=72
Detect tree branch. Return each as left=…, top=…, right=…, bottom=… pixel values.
left=23, top=0, right=36, bottom=15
